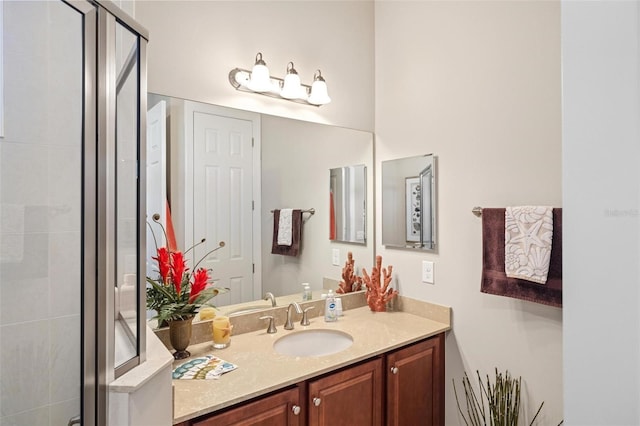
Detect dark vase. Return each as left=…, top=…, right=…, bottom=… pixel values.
left=168, top=316, right=194, bottom=360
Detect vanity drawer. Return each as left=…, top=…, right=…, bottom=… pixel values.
left=191, top=386, right=302, bottom=426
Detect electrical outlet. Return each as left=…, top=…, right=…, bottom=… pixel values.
left=332, top=248, right=340, bottom=266
left=422, top=260, right=434, bottom=284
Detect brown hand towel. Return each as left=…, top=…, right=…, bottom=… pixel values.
left=271, top=209, right=303, bottom=257
left=481, top=208, right=562, bottom=308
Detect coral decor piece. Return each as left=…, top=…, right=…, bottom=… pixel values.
left=362, top=255, right=398, bottom=312
left=336, top=252, right=363, bottom=294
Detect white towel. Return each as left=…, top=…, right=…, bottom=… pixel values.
left=504, top=206, right=553, bottom=284
left=277, top=209, right=293, bottom=246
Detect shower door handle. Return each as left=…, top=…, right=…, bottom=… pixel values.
left=68, top=415, right=81, bottom=426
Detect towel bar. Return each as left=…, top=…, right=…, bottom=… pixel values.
left=270, top=208, right=315, bottom=215
left=472, top=206, right=483, bottom=217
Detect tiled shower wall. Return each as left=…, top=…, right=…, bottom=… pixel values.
left=0, top=2, right=81, bottom=425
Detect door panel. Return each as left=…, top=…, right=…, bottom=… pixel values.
left=192, top=112, right=254, bottom=305
left=0, top=1, right=87, bottom=425
left=146, top=101, right=167, bottom=276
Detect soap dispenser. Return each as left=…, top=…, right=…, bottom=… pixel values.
left=324, top=289, right=338, bottom=322
left=301, top=283, right=312, bottom=301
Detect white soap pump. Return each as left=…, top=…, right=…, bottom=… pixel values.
left=324, top=289, right=338, bottom=322
left=301, top=283, right=312, bottom=301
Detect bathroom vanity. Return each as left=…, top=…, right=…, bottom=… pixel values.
left=170, top=299, right=450, bottom=425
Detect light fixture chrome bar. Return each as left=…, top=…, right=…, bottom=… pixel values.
left=229, top=67, right=321, bottom=107
left=229, top=67, right=317, bottom=106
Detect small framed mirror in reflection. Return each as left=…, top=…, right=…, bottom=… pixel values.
left=329, top=164, right=367, bottom=245
left=381, top=154, right=437, bottom=251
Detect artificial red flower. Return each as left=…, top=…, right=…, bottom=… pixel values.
left=189, top=268, right=209, bottom=303
left=153, top=247, right=171, bottom=285
left=171, top=251, right=187, bottom=295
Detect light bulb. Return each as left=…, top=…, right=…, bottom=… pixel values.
left=281, top=62, right=305, bottom=99
left=248, top=53, right=272, bottom=92
left=308, top=70, right=331, bottom=105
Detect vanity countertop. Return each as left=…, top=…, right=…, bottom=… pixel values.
left=172, top=302, right=451, bottom=424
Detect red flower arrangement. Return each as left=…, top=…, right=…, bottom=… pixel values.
left=146, top=213, right=227, bottom=322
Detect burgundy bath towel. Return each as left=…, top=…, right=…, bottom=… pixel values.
left=481, top=208, right=562, bottom=308
left=271, top=209, right=303, bottom=257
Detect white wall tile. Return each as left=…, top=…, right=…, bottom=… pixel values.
left=49, top=398, right=80, bottom=426
left=0, top=142, right=50, bottom=206
left=48, top=232, right=80, bottom=318
left=0, top=232, right=49, bottom=282
left=46, top=146, right=81, bottom=234
left=0, top=277, right=48, bottom=325
left=0, top=406, right=49, bottom=426
left=0, top=321, right=50, bottom=417
left=49, top=316, right=80, bottom=405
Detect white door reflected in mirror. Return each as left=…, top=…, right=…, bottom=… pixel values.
left=329, top=164, right=367, bottom=244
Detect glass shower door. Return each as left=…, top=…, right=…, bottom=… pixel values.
left=0, top=1, right=93, bottom=425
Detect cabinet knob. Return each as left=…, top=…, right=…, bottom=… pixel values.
left=313, top=397, right=322, bottom=407
left=391, top=366, right=399, bottom=375
left=292, top=405, right=301, bottom=416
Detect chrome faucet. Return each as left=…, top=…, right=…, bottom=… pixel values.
left=284, top=302, right=302, bottom=330
left=264, top=292, right=277, bottom=307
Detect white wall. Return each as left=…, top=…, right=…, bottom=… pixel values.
left=375, top=1, right=563, bottom=424
left=135, top=1, right=375, bottom=132
left=562, top=1, right=640, bottom=424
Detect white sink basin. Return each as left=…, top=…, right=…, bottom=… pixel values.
left=273, top=329, right=354, bottom=357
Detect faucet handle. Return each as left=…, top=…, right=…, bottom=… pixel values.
left=301, top=306, right=315, bottom=326
left=259, top=316, right=277, bottom=334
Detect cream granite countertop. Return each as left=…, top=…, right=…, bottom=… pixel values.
left=172, top=302, right=451, bottom=424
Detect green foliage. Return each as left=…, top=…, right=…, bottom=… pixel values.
left=453, top=369, right=544, bottom=426
left=146, top=276, right=225, bottom=322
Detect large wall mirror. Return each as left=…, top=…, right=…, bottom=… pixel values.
left=146, top=93, right=374, bottom=318
left=381, top=154, right=437, bottom=251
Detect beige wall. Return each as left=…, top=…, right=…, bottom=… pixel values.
left=136, top=1, right=375, bottom=132
left=375, top=1, right=562, bottom=424
left=137, top=1, right=563, bottom=423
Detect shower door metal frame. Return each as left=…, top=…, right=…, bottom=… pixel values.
left=96, top=2, right=149, bottom=425
left=61, top=1, right=149, bottom=424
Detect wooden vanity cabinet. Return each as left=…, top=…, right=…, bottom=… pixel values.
left=307, top=358, right=383, bottom=426
left=385, top=333, right=444, bottom=426
left=178, top=333, right=444, bottom=426
left=191, top=386, right=303, bottom=426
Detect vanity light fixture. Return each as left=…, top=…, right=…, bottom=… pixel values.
left=229, top=52, right=331, bottom=106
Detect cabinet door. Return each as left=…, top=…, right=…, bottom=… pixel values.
left=308, top=358, right=383, bottom=426
left=193, top=387, right=302, bottom=426
left=386, top=334, right=445, bottom=426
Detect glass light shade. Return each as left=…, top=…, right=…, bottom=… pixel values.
left=248, top=63, right=272, bottom=92
left=308, top=80, right=331, bottom=105
left=234, top=70, right=251, bottom=88
left=281, top=73, right=304, bottom=99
